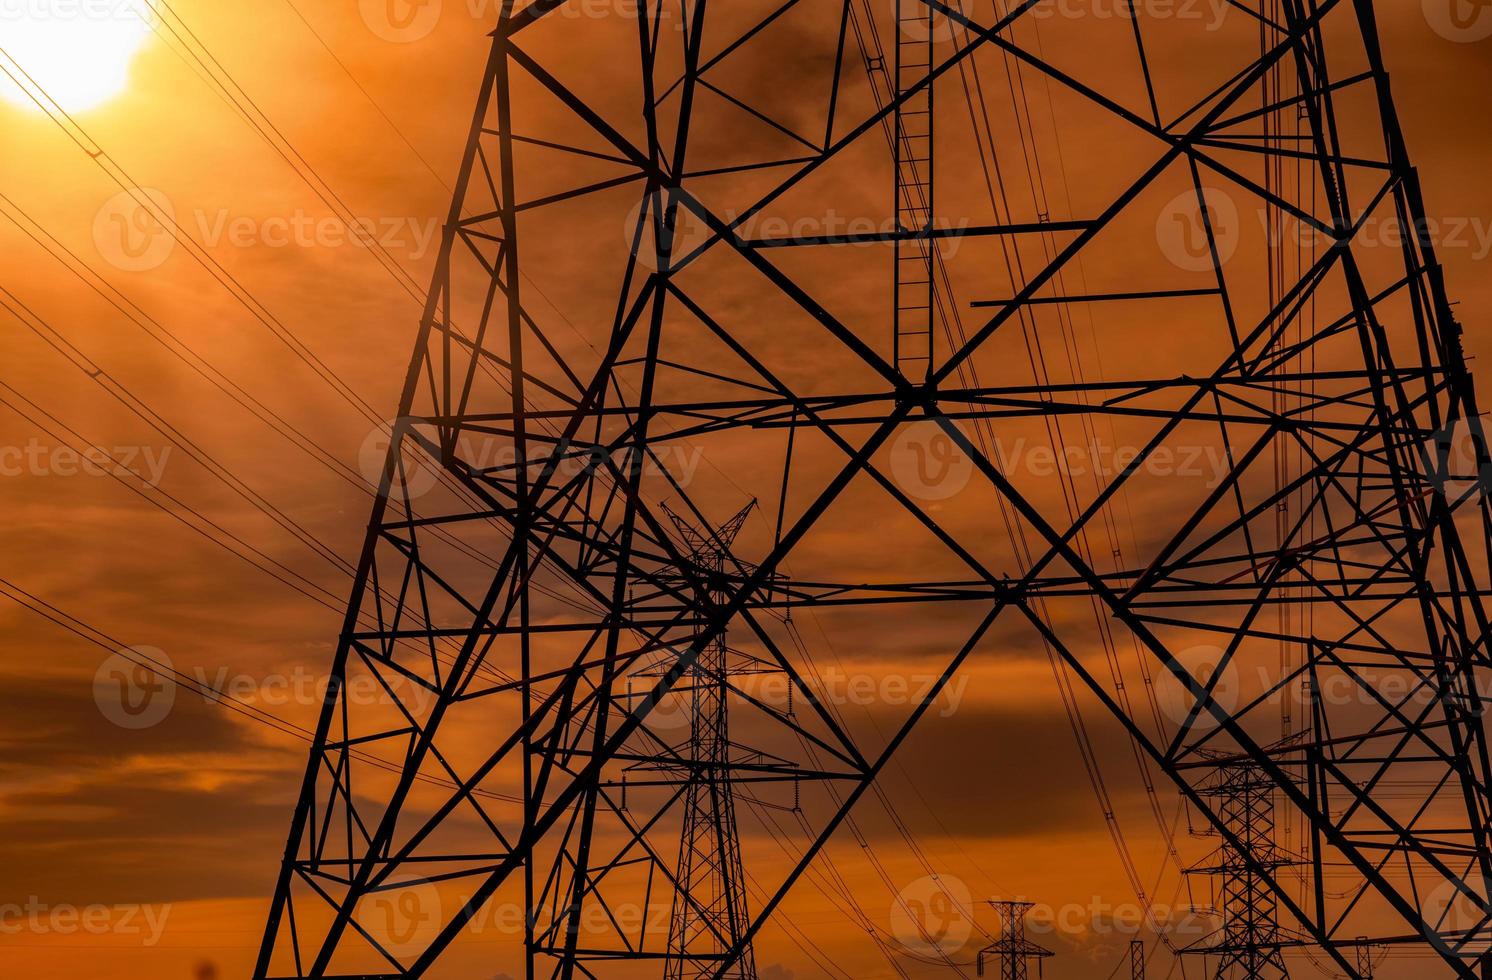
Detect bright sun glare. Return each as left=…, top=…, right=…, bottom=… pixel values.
left=1, top=1, right=154, bottom=112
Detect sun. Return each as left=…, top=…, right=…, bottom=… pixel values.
left=0, top=0, right=154, bottom=113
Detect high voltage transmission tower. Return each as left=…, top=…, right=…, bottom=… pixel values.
left=255, top=1, right=1492, bottom=978
left=977, top=901, right=1053, bottom=980
left=640, top=503, right=768, bottom=980
left=1186, top=756, right=1297, bottom=979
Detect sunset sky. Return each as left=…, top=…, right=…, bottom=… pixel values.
left=4, top=2, right=1492, bottom=979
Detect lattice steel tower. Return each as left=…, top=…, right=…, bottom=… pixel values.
left=646, top=503, right=761, bottom=980
left=977, top=902, right=1053, bottom=980
left=255, top=1, right=1492, bottom=978
left=1187, top=759, right=1294, bottom=979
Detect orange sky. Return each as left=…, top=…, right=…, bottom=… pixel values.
left=4, top=2, right=1492, bottom=978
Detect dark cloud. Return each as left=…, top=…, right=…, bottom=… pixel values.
left=0, top=673, right=290, bottom=904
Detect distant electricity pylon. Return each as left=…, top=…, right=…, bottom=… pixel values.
left=255, top=1, right=1492, bottom=978
left=644, top=503, right=767, bottom=980
left=1187, top=757, right=1295, bottom=979
left=977, top=902, right=1053, bottom=980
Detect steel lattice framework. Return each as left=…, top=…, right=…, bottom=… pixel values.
left=976, top=901, right=1053, bottom=979
left=647, top=503, right=763, bottom=980
left=256, top=0, right=1492, bottom=978
left=1187, top=758, right=1295, bottom=979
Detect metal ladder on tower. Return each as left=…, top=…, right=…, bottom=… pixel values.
left=893, top=0, right=935, bottom=381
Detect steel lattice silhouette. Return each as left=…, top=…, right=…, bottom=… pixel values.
left=1186, top=757, right=1296, bottom=979
left=649, top=503, right=763, bottom=980
left=977, top=901, right=1052, bottom=979
left=256, top=1, right=1492, bottom=978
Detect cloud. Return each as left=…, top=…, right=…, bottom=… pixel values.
left=0, top=673, right=292, bottom=904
